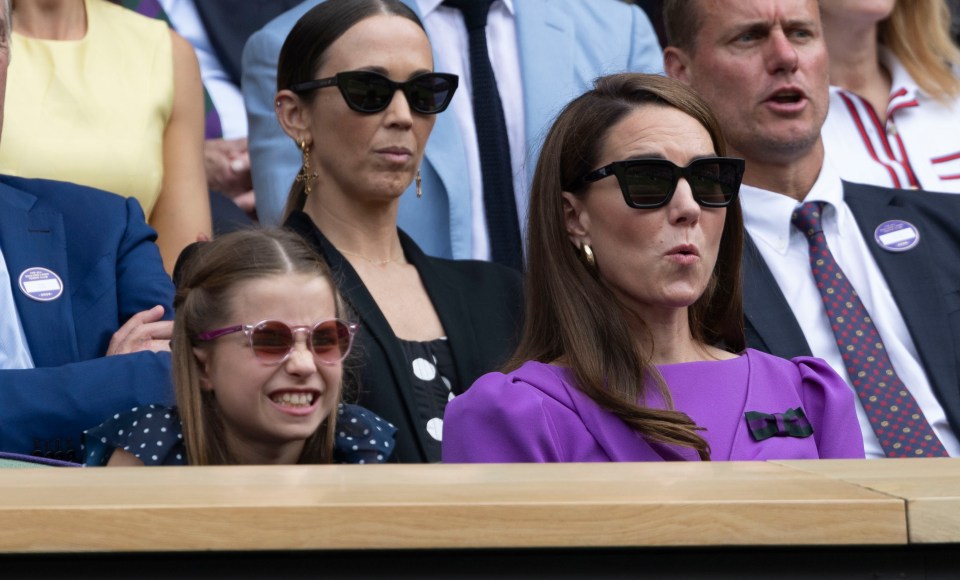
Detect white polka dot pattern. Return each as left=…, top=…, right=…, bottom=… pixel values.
left=412, top=357, right=438, bottom=381
left=83, top=404, right=397, bottom=466
left=426, top=418, right=443, bottom=441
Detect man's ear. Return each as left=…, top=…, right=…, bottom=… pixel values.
left=664, top=46, right=692, bottom=83
left=193, top=347, right=213, bottom=392
left=274, top=89, right=312, bottom=144
left=561, top=191, right=590, bottom=248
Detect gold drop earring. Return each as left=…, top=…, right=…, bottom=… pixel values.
left=579, top=240, right=596, bottom=269
left=295, top=139, right=319, bottom=195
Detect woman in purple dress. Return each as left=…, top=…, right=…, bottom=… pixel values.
left=442, top=74, right=865, bottom=462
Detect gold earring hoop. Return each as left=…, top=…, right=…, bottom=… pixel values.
left=579, top=241, right=596, bottom=269
left=416, top=170, right=423, bottom=199
left=295, top=139, right=319, bottom=195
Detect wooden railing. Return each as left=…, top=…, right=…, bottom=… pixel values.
left=1, top=459, right=957, bottom=576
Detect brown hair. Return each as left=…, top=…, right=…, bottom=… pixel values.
left=880, top=0, right=960, bottom=101
left=515, top=73, right=746, bottom=460
left=662, top=0, right=701, bottom=51
left=276, top=0, right=424, bottom=220
left=172, top=229, right=346, bottom=465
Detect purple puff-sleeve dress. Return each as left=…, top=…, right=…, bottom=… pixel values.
left=441, top=349, right=865, bottom=462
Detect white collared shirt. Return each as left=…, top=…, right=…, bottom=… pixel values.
left=159, top=0, right=247, bottom=139
left=740, top=160, right=960, bottom=458
left=823, top=46, right=960, bottom=193
left=0, top=243, right=35, bottom=370
left=417, top=0, right=526, bottom=261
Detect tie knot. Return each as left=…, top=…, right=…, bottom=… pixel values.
left=791, top=201, right=825, bottom=237
left=444, top=0, right=496, bottom=30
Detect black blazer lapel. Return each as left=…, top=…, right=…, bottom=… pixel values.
left=400, top=231, right=481, bottom=394
left=741, top=234, right=813, bottom=358
left=844, top=182, right=960, bottom=424
left=286, top=214, right=433, bottom=460
left=0, top=188, right=79, bottom=367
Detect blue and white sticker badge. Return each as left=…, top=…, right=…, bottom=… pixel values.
left=18, top=267, right=64, bottom=302
left=874, top=220, right=920, bottom=253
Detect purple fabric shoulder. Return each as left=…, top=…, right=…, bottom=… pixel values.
left=441, top=363, right=580, bottom=463
left=744, top=350, right=865, bottom=459
left=442, top=362, right=700, bottom=463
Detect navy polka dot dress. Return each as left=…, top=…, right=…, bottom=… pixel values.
left=398, top=338, right=458, bottom=462
left=83, top=403, right=396, bottom=466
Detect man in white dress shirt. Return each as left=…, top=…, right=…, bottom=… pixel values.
left=664, top=0, right=960, bottom=457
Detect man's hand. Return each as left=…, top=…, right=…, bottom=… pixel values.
left=107, top=305, right=173, bottom=355
left=229, top=190, right=256, bottom=214
left=204, top=137, right=254, bottom=199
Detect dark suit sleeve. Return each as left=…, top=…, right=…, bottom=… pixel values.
left=0, top=352, right=174, bottom=458
left=192, top=0, right=303, bottom=87
left=115, top=196, right=176, bottom=323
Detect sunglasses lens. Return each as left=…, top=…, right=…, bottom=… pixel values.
left=250, top=321, right=294, bottom=363
left=406, top=74, right=454, bottom=113
left=689, top=161, right=739, bottom=206
left=311, top=320, right=352, bottom=364
left=623, top=163, right=675, bottom=208
left=341, top=73, right=393, bottom=112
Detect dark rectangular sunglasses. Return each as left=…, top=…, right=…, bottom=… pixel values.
left=573, top=157, right=745, bottom=209
left=289, top=70, right=459, bottom=115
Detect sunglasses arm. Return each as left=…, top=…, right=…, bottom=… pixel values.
left=196, top=325, right=245, bottom=342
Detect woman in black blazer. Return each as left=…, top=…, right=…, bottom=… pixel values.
left=273, top=0, right=522, bottom=462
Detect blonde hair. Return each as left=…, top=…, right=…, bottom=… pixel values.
left=880, top=1, right=960, bottom=101
left=173, top=229, right=346, bottom=465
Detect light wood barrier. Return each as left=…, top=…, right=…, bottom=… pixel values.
left=1, top=459, right=958, bottom=577
left=775, top=457, right=960, bottom=543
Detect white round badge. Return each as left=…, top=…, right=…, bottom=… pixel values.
left=873, top=220, right=919, bottom=253
left=18, top=267, right=64, bottom=302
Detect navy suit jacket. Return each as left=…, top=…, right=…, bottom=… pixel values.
left=743, top=181, right=960, bottom=432
left=0, top=176, right=175, bottom=459
left=191, top=0, right=302, bottom=87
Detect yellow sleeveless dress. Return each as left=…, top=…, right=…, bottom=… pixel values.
left=0, top=0, right=173, bottom=216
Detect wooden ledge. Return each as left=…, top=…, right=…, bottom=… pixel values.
left=774, top=458, right=960, bottom=543
left=0, top=461, right=905, bottom=553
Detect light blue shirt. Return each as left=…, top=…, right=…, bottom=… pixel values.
left=0, top=243, right=35, bottom=369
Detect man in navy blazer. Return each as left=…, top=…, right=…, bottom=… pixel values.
left=0, top=5, right=175, bottom=459
left=242, top=0, right=664, bottom=260
left=664, top=0, right=960, bottom=456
